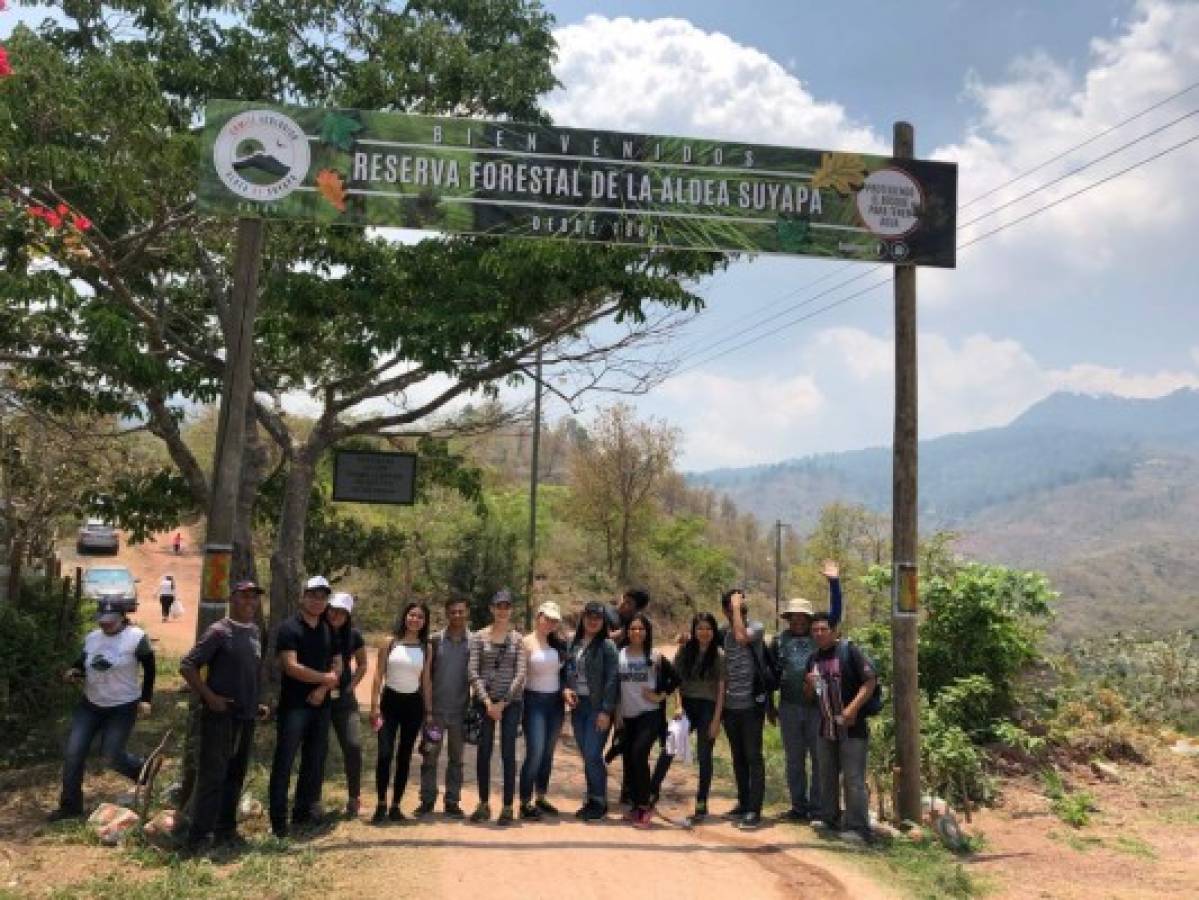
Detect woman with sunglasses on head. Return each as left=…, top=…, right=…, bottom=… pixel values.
left=468, top=589, right=526, bottom=826
left=369, top=600, right=433, bottom=824
left=518, top=601, right=568, bottom=820
left=617, top=612, right=674, bottom=829
left=564, top=601, right=619, bottom=821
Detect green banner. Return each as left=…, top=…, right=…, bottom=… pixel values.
left=198, top=100, right=957, bottom=267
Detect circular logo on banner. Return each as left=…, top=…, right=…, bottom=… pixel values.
left=856, top=167, right=923, bottom=238
left=213, top=110, right=310, bottom=202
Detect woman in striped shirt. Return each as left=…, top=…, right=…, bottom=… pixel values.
left=468, top=589, right=527, bottom=826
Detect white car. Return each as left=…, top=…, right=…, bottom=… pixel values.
left=77, top=519, right=120, bottom=555
left=82, top=566, right=139, bottom=605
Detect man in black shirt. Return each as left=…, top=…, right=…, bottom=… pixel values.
left=268, top=575, right=339, bottom=838
left=179, top=579, right=268, bottom=850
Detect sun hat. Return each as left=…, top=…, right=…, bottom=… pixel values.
left=329, top=592, right=354, bottom=614
left=780, top=597, right=816, bottom=618
left=304, top=575, right=332, bottom=594
left=537, top=601, right=562, bottom=621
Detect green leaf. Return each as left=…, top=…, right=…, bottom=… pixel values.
left=320, top=111, right=364, bottom=151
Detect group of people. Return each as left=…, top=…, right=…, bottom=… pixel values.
left=49, top=562, right=880, bottom=850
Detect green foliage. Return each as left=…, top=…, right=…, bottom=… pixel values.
left=445, top=512, right=520, bottom=630
left=84, top=468, right=198, bottom=543
left=648, top=514, right=736, bottom=599
left=1051, top=790, right=1097, bottom=828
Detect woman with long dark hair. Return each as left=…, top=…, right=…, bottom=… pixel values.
left=650, top=612, right=726, bottom=821
left=322, top=593, right=369, bottom=818
left=617, top=612, right=670, bottom=829
left=518, top=602, right=567, bottom=820
left=369, top=601, right=432, bottom=823
left=564, top=601, right=619, bottom=821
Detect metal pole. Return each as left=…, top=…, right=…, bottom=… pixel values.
left=524, top=348, right=544, bottom=632
left=891, top=121, right=922, bottom=824
left=774, top=519, right=783, bottom=622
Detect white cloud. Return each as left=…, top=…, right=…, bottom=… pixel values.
left=547, top=16, right=886, bottom=152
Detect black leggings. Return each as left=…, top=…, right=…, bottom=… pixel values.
left=376, top=688, right=423, bottom=805
left=159, top=595, right=174, bottom=619
left=622, top=710, right=664, bottom=809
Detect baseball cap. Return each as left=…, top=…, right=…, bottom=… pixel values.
left=304, top=575, right=332, bottom=594
left=96, top=598, right=127, bottom=623
left=582, top=600, right=606, bottom=617
left=537, top=601, right=562, bottom=621
left=232, top=579, right=265, bottom=595
left=490, top=588, right=513, bottom=607
left=329, top=592, right=355, bottom=614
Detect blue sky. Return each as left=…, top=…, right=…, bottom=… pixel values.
left=7, top=1, right=1198, bottom=470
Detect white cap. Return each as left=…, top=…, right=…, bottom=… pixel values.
left=329, top=592, right=354, bottom=614
left=537, top=601, right=562, bottom=621
left=304, top=575, right=332, bottom=594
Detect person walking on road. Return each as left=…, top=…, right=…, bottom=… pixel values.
left=369, top=601, right=433, bottom=823
left=467, top=589, right=526, bottom=826
left=649, top=611, right=725, bottom=821
left=415, top=597, right=471, bottom=819
left=518, top=601, right=567, bottom=821
left=177, top=580, right=268, bottom=850
left=157, top=575, right=176, bottom=623
left=772, top=560, right=843, bottom=821
left=563, top=601, right=619, bottom=822
left=322, top=592, right=369, bottom=819
left=49, top=597, right=155, bottom=821
left=805, top=612, right=878, bottom=844
left=268, top=575, right=339, bottom=838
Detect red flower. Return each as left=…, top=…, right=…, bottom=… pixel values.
left=71, top=213, right=93, bottom=232
left=44, top=210, right=63, bottom=229
left=0, top=47, right=12, bottom=79
left=27, top=205, right=48, bottom=221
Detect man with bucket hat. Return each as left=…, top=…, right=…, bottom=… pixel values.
left=770, top=560, right=843, bottom=821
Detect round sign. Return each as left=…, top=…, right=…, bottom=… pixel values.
left=212, top=109, right=311, bottom=203
left=856, top=167, right=923, bottom=238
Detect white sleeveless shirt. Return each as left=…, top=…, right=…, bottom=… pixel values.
left=385, top=642, right=424, bottom=694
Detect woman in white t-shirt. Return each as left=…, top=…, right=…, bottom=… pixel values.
left=518, top=601, right=567, bottom=820
left=157, top=575, right=175, bottom=622
left=369, top=601, right=433, bottom=824
left=618, top=613, right=669, bottom=829
left=49, top=599, right=155, bottom=821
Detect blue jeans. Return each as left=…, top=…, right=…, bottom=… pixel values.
left=520, top=690, right=564, bottom=802
left=571, top=696, right=612, bottom=808
left=60, top=699, right=143, bottom=812
left=476, top=701, right=521, bottom=806
left=779, top=700, right=823, bottom=815
left=269, top=704, right=331, bottom=833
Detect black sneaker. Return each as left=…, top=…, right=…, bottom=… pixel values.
left=519, top=802, right=541, bottom=820
left=738, top=812, right=762, bottom=830
left=723, top=804, right=745, bottom=820
left=412, top=801, right=435, bottom=818
left=534, top=797, right=559, bottom=815
left=47, top=807, right=83, bottom=823
left=496, top=806, right=515, bottom=826
left=580, top=802, right=607, bottom=822
left=371, top=803, right=387, bottom=825
left=469, top=802, right=491, bottom=823
left=692, top=801, right=709, bottom=823
left=388, top=805, right=406, bottom=823
left=444, top=801, right=465, bottom=819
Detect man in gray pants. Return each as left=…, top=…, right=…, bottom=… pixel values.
left=415, top=597, right=471, bottom=818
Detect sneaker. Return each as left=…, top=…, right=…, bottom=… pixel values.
left=496, top=806, right=515, bottom=826
left=692, top=801, right=708, bottom=823
left=412, top=801, right=435, bottom=818
left=444, top=801, right=464, bottom=819
left=345, top=798, right=361, bottom=819
left=579, top=802, right=607, bottom=822
left=371, top=803, right=387, bottom=825
left=782, top=808, right=806, bottom=822
left=633, top=808, right=652, bottom=830
left=388, top=805, right=406, bottom=823
left=810, top=818, right=836, bottom=831
left=534, top=797, right=559, bottom=816
left=470, top=802, right=491, bottom=823
left=738, top=812, right=762, bottom=831
left=519, top=802, right=541, bottom=820
left=47, top=807, right=83, bottom=823
left=723, top=804, right=745, bottom=820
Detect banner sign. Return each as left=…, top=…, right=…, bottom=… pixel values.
left=199, top=100, right=957, bottom=267
left=332, top=451, right=417, bottom=506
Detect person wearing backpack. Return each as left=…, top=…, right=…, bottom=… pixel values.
left=804, top=612, right=879, bottom=844
left=415, top=596, right=472, bottom=819
left=719, top=588, right=777, bottom=831
left=771, top=560, right=843, bottom=822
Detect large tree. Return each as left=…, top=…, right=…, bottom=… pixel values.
left=0, top=2, right=723, bottom=629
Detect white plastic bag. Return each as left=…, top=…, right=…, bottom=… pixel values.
left=168, top=598, right=184, bottom=620
left=665, top=712, right=693, bottom=764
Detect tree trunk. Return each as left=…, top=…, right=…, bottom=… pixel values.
left=267, top=449, right=318, bottom=636
left=233, top=404, right=268, bottom=583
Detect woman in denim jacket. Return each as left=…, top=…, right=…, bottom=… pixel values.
left=562, top=600, right=619, bottom=821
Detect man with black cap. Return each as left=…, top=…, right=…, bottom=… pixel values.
left=268, top=575, right=339, bottom=838
left=178, top=579, right=269, bottom=849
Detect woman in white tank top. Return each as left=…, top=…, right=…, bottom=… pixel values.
left=369, top=601, right=432, bottom=823
left=518, top=601, right=567, bottom=820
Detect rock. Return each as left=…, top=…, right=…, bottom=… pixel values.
left=143, top=809, right=179, bottom=848
left=88, top=803, right=140, bottom=846
left=237, top=795, right=263, bottom=821
left=1170, top=738, right=1199, bottom=757
left=1090, top=761, right=1121, bottom=781
left=115, top=791, right=138, bottom=808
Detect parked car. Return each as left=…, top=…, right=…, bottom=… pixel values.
left=82, top=566, right=139, bottom=605
left=76, top=519, right=120, bottom=555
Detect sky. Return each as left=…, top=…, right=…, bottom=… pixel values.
left=7, top=1, right=1199, bottom=471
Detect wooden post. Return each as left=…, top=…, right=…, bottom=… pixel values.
left=891, top=120, right=923, bottom=824
left=524, top=348, right=544, bottom=632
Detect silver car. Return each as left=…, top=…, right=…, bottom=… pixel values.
left=82, top=566, right=139, bottom=605
left=77, top=519, right=120, bottom=555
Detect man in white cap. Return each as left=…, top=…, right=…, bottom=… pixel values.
left=269, top=575, right=338, bottom=838
left=770, top=560, right=843, bottom=822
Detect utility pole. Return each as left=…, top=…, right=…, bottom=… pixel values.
left=773, top=519, right=790, bottom=621
left=524, top=348, right=543, bottom=632
left=891, top=121, right=922, bottom=824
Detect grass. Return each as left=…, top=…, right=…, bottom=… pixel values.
left=1050, top=790, right=1096, bottom=828
left=865, top=839, right=985, bottom=899
left=1112, top=835, right=1157, bottom=859
left=1049, top=829, right=1104, bottom=852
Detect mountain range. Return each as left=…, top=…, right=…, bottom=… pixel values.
left=690, top=389, right=1199, bottom=640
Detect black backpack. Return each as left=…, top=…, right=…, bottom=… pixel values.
left=836, top=640, right=883, bottom=717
